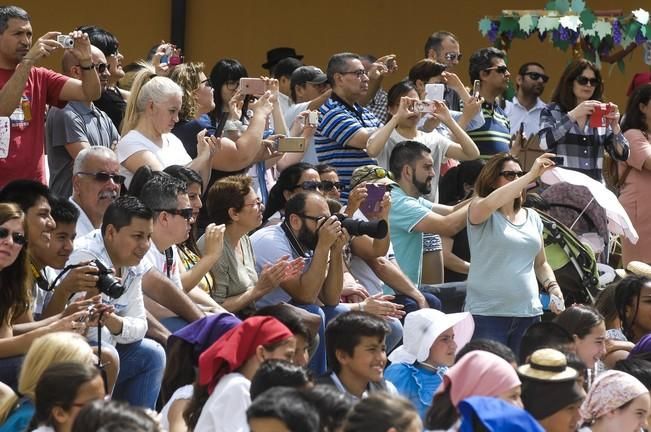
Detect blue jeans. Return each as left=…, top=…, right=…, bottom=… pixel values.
left=471, top=315, right=541, bottom=358
left=160, top=316, right=190, bottom=333
left=393, top=292, right=442, bottom=316
left=111, top=338, right=166, bottom=409
left=0, top=355, right=23, bottom=391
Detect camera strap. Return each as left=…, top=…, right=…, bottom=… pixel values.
left=331, top=93, right=368, bottom=127
left=280, top=219, right=309, bottom=259
left=30, top=262, right=50, bottom=292
left=164, top=247, right=174, bottom=278
left=96, top=310, right=109, bottom=394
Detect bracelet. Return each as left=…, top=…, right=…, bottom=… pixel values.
left=545, top=281, right=561, bottom=292
left=359, top=302, right=365, bottom=312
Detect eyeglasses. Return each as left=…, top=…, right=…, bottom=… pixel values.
left=484, top=65, right=509, bottom=75
left=0, top=227, right=27, bottom=245
left=79, top=63, right=108, bottom=73
left=155, top=208, right=194, bottom=221
left=77, top=172, right=125, bottom=184
left=444, top=52, right=463, bottom=62
left=575, top=76, right=600, bottom=87
left=320, top=180, right=343, bottom=192
left=243, top=198, right=263, bottom=208
left=201, top=78, right=213, bottom=88
left=339, top=69, right=368, bottom=78
left=499, top=170, right=526, bottom=181
left=225, top=80, right=239, bottom=90
left=293, top=181, right=322, bottom=191
left=523, top=72, right=549, bottom=83
left=298, top=213, right=326, bottom=223
left=355, top=167, right=394, bottom=185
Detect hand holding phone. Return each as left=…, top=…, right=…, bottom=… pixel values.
left=361, top=184, right=386, bottom=214
left=550, top=293, right=565, bottom=313
left=240, top=78, right=266, bottom=96
left=472, top=80, right=481, bottom=99
left=425, top=83, right=445, bottom=102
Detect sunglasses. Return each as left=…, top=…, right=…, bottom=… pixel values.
left=293, top=181, right=322, bottom=191
left=500, top=170, right=526, bottom=181
left=523, top=72, right=549, bottom=83
left=575, top=76, right=600, bottom=87
left=0, top=227, right=27, bottom=245
left=155, top=208, right=194, bottom=220
left=77, top=172, right=125, bottom=184
left=95, top=63, right=108, bottom=74
left=340, top=69, right=368, bottom=78
left=356, top=167, right=394, bottom=184
left=485, top=65, right=509, bottom=75
left=445, top=52, right=463, bottom=62
left=321, top=180, right=343, bottom=192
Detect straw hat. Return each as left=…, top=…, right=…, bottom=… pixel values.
left=517, top=348, right=577, bottom=382
left=615, top=261, right=651, bottom=280
left=388, top=309, right=474, bottom=364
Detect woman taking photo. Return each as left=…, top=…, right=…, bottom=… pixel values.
left=538, top=59, right=628, bottom=181
left=619, top=84, right=651, bottom=265
left=467, top=153, right=562, bottom=355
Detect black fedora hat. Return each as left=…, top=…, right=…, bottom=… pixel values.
left=262, top=47, right=304, bottom=70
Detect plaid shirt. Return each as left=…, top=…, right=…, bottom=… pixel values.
left=538, top=103, right=629, bottom=181
left=365, top=88, right=389, bottom=124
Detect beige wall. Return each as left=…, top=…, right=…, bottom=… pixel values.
left=20, top=0, right=650, bottom=107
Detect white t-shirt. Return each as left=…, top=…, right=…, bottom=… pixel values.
left=377, top=129, right=452, bottom=203
left=284, top=101, right=318, bottom=164
left=116, top=130, right=192, bottom=188
left=194, top=372, right=251, bottom=432
left=142, top=244, right=183, bottom=289
left=159, top=384, right=193, bottom=431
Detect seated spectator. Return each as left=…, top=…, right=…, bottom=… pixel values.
left=457, top=396, right=545, bottom=432
left=201, top=175, right=302, bottom=314
left=249, top=360, right=313, bottom=400
left=185, top=316, right=296, bottom=432
left=67, top=196, right=166, bottom=409
left=301, top=385, right=352, bottom=432
left=70, top=147, right=123, bottom=236
left=615, top=275, right=651, bottom=344
left=578, top=370, right=650, bottom=432
left=247, top=386, right=319, bottom=432
left=261, top=162, right=319, bottom=225
left=320, top=311, right=396, bottom=401
left=315, top=164, right=343, bottom=203
left=71, top=400, right=161, bottom=432
left=385, top=309, right=474, bottom=418
left=614, top=357, right=651, bottom=427
left=29, top=361, right=105, bottom=432
left=424, top=350, right=523, bottom=431
left=518, top=321, right=574, bottom=364
left=116, top=67, right=215, bottom=188
left=454, top=338, right=517, bottom=366
left=271, top=57, right=304, bottom=113
left=0, top=332, right=94, bottom=431
left=343, top=392, right=422, bottom=432
left=518, top=348, right=586, bottom=432
left=423, top=31, right=464, bottom=111
left=46, top=45, right=120, bottom=198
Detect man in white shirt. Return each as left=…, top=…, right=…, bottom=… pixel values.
left=68, top=195, right=165, bottom=409
left=504, top=62, right=549, bottom=138
left=271, top=56, right=303, bottom=114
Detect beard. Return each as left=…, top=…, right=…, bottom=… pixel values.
left=412, top=172, right=432, bottom=196
left=297, top=224, right=318, bottom=251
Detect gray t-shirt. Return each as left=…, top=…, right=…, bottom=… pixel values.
left=466, top=208, right=544, bottom=317
left=46, top=102, right=119, bottom=197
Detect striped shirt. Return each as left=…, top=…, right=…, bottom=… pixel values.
left=538, top=103, right=629, bottom=181
left=315, top=95, right=380, bottom=201
left=467, top=101, right=511, bottom=157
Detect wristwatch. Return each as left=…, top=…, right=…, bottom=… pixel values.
left=80, top=63, right=95, bottom=70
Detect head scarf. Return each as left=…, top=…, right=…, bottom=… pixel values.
left=438, top=350, right=521, bottom=407
left=169, top=313, right=242, bottom=361
left=579, top=370, right=648, bottom=424
left=458, top=396, right=545, bottom=432
left=198, top=316, right=293, bottom=394
left=630, top=333, right=651, bottom=357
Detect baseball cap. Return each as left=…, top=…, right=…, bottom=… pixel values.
left=290, top=66, right=328, bottom=89
left=349, top=165, right=398, bottom=189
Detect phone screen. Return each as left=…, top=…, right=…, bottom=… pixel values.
left=425, top=83, right=445, bottom=101
left=360, top=184, right=386, bottom=214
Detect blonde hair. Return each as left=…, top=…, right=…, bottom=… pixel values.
left=170, top=62, right=205, bottom=122
left=0, top=332, right=94, bottom=422
left=121, top=66, right=183, bottom=135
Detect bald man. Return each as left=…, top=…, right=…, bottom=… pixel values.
left=46, top=45, right=120, bottom=197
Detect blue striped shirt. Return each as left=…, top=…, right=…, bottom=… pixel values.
left=315, top=96, right=379, bottom=201
left=467, top=102, right=511, bottom=157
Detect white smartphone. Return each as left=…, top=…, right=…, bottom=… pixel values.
left=550, top=294, right=565, bottom=312
left=425, top=83, right=445, bottom=102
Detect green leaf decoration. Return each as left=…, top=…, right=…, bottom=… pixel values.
left=617, top=59, right=626, bottom=73
left=556, top=0, right=570, bottom=13
left=555, top=39, right=570, bottom=51
left=519, top=14, right=537, bottom=33
left=593, top=20, right=612, bottom=39
left=538, top=16, right=561, bottom=32
left=545, top=0, right=557, bottom=11
left=579, top=9, right=596, bottom=29
left=621, top=34, right=636, bottom=48
left=626, top=21, right=642, bottom=40
left=500, top=17, right=519, bottom=33
left=571, top=0, right=586, bottom=13
left=479, top=17, right=493, bottom=36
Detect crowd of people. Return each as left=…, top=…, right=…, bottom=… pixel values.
left=2, top=4, right=651, bottom=432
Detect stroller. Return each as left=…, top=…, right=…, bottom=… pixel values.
left=535, top=209, right=602, bottom=306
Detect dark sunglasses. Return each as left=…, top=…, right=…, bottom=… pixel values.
left=356, top=167, right=394, bottom=185
left=155, top=208, right=194, bottom=220
left=0, top=227, right=27, bottom=245
left=485, top=65, right=509, bottom=74
left=575, top=76, right=600, bottom=87
left=77, top=172, right=125, bottom=184
left=500, top=170, right=526, bottom=181
left=293, top=181, right=322, bottom=191
left=445, top=52, right=463, bottom=62
left=321, top=180, right=343, bottom=192
left=523, top=72, right=549, bottom=83
left=95, top=63, right=108, bottom=74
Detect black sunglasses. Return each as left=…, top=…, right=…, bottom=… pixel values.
left=500, top=170, right=526, bottom=181
left=293, top=181, right=322, bottom=191
left=155, top=208, right=194, bottom=220
left=77, top=171, right=126, bottom=184
left=445, top=52, right=462, bottom=62
left=523, top=72, right=549, bottom=83
left=0, top=227, right=27, bottom=245
left=485, top=65, right=509, bottom=74
left=575, top=76, right=600, bottom=87
left=298, top=213, right=326, bottom=223
left=321, top=180, right=343, bottom=192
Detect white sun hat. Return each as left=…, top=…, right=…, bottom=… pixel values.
left=388, top=309, right=475, bottom=364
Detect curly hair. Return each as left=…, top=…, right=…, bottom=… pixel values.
left=170, top=62, right=205, bottom=122
left=0, top=203, right=31, bottom=328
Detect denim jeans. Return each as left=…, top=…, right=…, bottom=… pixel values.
left=160, top=316, right=190, bottom=333
left=108, top=338, right=166, bottom=409
left=471, top=315, right=541, bottom=358
left=0, top=355, right=23, bottom=391
left=393, top=292, right=442, bottom=316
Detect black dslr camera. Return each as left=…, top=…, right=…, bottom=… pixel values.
left=335, top=214, right=388, bottom=239
left=90, top=259, right=125, bottom=299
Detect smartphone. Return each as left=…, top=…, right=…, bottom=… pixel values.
left=472, top=80, right=481, bottom=98
left=277, top=137, right=305, bottom=152
left=240, top=78, right=266, bottom=96
left=212, top=112, right=229, bottom=137
left=550, top=156, right=564, bottom=165
left=589, top=103, right=611, bottom=128
left=307, top=111, right=319, bottom=127
left=550, top=294, right=566, bottom=312
left=518, top=122, right=525, bottom=136
left=360, top=184, right=386, bottom=214
left=425, top=83, right=445, bottom=102
left=413, top=100, right=434, bottom=113
left=169, top=54, right=183, bottom=66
